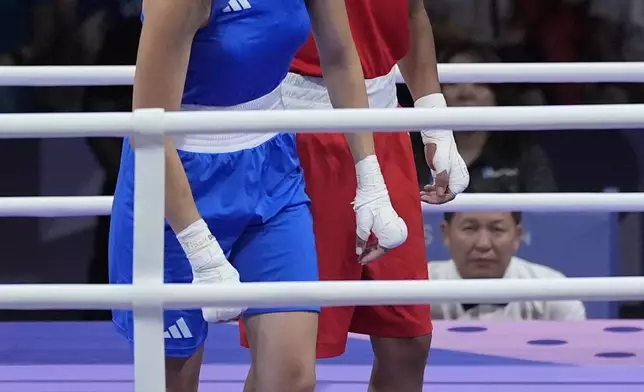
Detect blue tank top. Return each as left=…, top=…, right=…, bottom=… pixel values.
left=144, top=0, right=311, bottom=107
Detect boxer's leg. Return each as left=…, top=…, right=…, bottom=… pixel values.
left=235, top=134, right=319, bottom=392
left=350, top=132, right=432, bottom=392
left=236, top=203, right=319, bottom=392
left=109, top=140, right=212, bottom=392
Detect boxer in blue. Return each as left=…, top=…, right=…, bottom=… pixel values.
left=109, top=0, right=408, bottom=391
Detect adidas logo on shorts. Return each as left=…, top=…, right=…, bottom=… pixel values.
left=164, top=318, right=193, bottom=339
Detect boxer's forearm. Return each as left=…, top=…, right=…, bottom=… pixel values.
left=132, top=0, right=204, bottom=234
left=397, top=0, right=442, bottom=100
left=307, top=0, right=375, bottom=162
left=320, top=61, right=375, bottom=161
left=132, top=107, right=201, bottom=236
left=160, top=143, right=202, bottom=233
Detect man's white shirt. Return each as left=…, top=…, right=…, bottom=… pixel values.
left=429, top=257, right=587, bottom=321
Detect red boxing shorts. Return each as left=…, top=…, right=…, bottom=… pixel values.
left=239, top=70, right=432, bottom=357
left=300, top=131, right=432, bottom=358
left=240, top=130, right=432, bottom=358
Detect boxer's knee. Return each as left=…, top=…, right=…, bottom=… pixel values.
left=244, top=312, right=317, bottom=392
left=165, top=346, right=204, bottom=392
left=372, top=334, right=431, bottom=369
left=369, top=334, right=431, bottom=392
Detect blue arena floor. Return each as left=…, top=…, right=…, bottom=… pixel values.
left=1, top=320, right=644, bottom=391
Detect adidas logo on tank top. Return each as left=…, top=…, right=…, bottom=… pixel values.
left=222, top=0, right=252, bottom=13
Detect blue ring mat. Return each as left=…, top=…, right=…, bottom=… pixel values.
left=2, top=320, right=644, bottom=391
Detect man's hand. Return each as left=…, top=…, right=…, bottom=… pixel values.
left=416, top=94, right=469, bottom=204
left=353, top=156, right=408, bottom=264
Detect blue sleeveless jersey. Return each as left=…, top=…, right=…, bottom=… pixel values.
left=115, top=1, right=319, bottom=358
left=143, top=0, right=311, bottom=107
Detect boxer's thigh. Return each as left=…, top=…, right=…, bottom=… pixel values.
left=351, top=133, right=432, bottom=337
left=297, top=132, right=365, bottom=357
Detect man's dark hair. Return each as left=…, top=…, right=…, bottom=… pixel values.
left=443, top=212, right=522, bottom=225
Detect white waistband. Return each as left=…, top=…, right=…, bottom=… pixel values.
left=176, top=86, right=282, bottom=153
left=280, top=67, right=398, bottom=110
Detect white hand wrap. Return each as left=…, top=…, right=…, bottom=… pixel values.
left=415, top=93, right=469, bottom=194
left=176, top=219, right=245, bottom=322
left=353, top=155, right=408, bottom=252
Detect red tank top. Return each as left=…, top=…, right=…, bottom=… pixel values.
left=291, top=0, right=410, bottom=80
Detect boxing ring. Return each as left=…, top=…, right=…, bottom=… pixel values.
left=1, top=62, right=644, bottom=392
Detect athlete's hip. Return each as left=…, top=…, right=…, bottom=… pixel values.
left=114, top=133, right=308, bottom=220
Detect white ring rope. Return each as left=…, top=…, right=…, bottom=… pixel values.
left=0, top=105, right=643, bottom=138
left=6, top=64, right=642, bottom=392
left=1, top=193, right=643, bottom=217
left=2, top=62, right=644, bottom=86
left=3, top=65, right=642, bottom=392
left=1, top=277, right=643, bottom=309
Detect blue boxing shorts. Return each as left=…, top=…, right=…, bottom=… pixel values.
left=108, top=89, right=320, bottom=358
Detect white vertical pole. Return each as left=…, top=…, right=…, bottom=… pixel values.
left=132, top=108, right=167, bottom=392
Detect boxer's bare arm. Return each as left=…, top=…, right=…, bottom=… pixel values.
left=306, top=0, right=376, bottom=161
left=397, top=0, right=442, bottom=100
left=132, top=0, right=209, bottom=233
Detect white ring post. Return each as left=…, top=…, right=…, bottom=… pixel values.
left=132, top=108, right=167, bottom=392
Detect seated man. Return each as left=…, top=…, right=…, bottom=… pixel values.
left=430, top=211, right=586, bottom=320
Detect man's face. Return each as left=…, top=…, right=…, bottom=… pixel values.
left=441, top=212, right=521, bottom=279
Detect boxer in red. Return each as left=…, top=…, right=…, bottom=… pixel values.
left=242, top=1, right=469, bottom=391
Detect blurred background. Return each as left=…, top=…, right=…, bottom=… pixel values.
left=0, top=0, right=643, bottom=321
